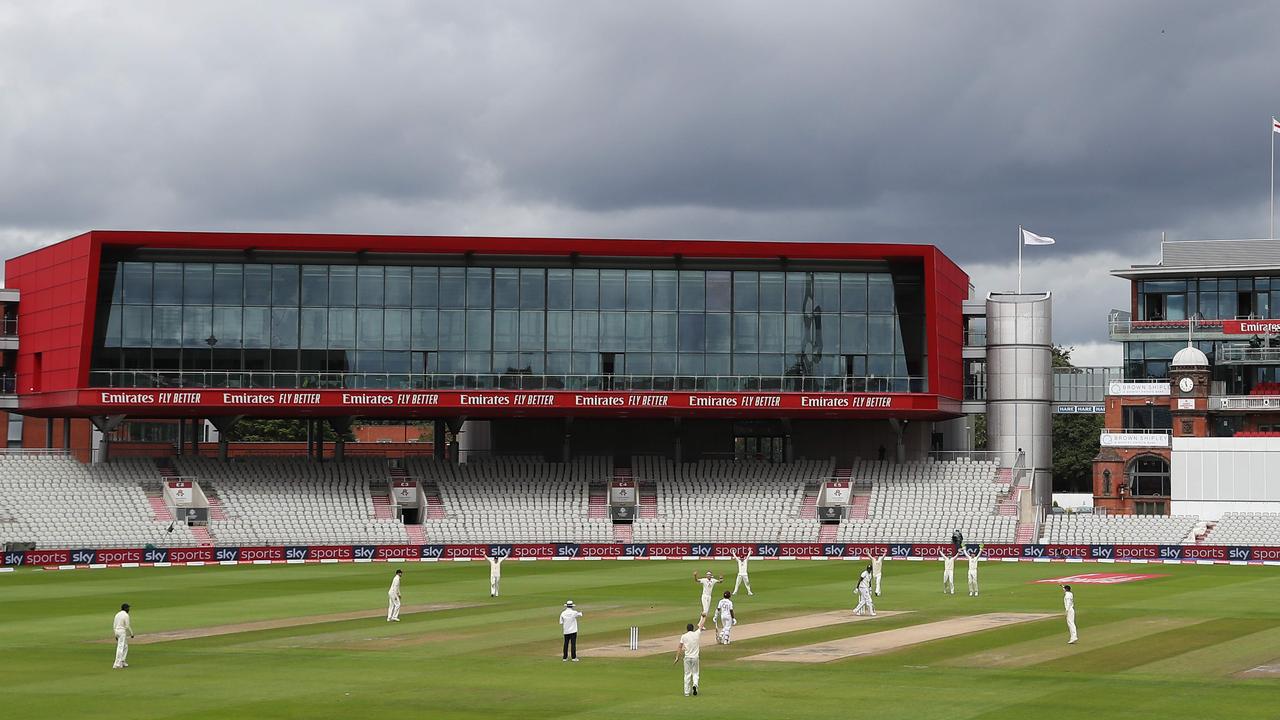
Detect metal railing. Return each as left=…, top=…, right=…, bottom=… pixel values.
left=0, top=375, right=14, bottom=393
left=1210, top=396, right=1280, bottom=411
left=1216, top=346, right=1280, bottom=364
left=88, top=370, right=929, bottom=394
left=0, top=447, right=72, bottom=457
left=964, top=331, right=987, bottom=346
left=0, top=318, right=14, bottom=336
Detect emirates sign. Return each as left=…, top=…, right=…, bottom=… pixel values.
left=1223, top=320, right=1280, bottom=335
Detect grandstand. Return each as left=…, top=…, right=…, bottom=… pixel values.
left=1203, top=513, right=1280, bottom=546
left=1041, top=513, right=1199, bottom=545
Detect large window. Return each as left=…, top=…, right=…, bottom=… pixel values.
left=92, top=261, right=927, bottom=391
left=1129, top=455, right=1171, bottom=497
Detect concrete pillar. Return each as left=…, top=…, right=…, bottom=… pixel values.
left=45, top=418, right=53, bottom=449
left=89, top=415, right=126, bottom=463
left=62, top=419, right=71, bottom=450
left=562, top=418, right=573, bottom=462
left=207, top=416, right=240, bottom=463
left=433, top=420, right=445, bottom=460
left=329, top=417, right=354, bottom=463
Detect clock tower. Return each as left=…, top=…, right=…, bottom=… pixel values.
left=1168, top=345, right=1210, bottom=438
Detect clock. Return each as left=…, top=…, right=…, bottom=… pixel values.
left=1179, top=377, right=1194, bottom=393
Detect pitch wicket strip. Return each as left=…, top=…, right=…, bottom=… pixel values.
left=743, top=612, right=1056, bottom=663
left=590, top=610, right=910, bottom=657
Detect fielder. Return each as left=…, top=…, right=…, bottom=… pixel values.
left=112, top=603, right=134, bottom=669
left=694, top=571, right=723, bottom=615
left=941, top=549, right=956, bottom=594
left=559, top=600, right=582, bottom=661
left=487, top=553, right=505, bottom=597
left=1063, top=584, right=1078, bottom=644
left=674, top=613, right=707, bottom=696
left=870, top=550, right=887, bottom=596
left=963, top=544, right=984, bottom=596
left=853, top=565, right=876, bottom=616
left=714, top=591, right=736, bottom=644
left=730, top=549, right=753, bottom=596
left=387, top=569, right=403, bottom=621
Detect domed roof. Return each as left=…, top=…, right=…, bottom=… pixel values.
left=1171, top=345, right=1209, bottom=368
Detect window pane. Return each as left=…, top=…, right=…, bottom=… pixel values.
left=652, top=313, right=677, bottom=352
left=242, top=307, right=270, bottom=348
left=154, top=263, right=183, bottom=304
left=759, top=272, right=784, bottom=312
left=733, top=314, right=758, bottom=352
left=733, top=272, right=758, bottom=312
left=272, top=265, right=299, bottom=306
left=547, top=269, right=572, bottom=310
left=181, top=306, right=212, bottom=348
left=328, top=266, right=356, bottom=306
left=271, top=308, right=299, bottom=348
left=494, top=268, right=519, bottom=309
left=466, top=267, right=492, bottom=308
left=705, top=313, right=730, bottom=352
left=357, top=308, right=383, bottom=348
left=814, top=273, right=839, bottom=312
left=439, top=268, right=465, bottom=309
left=679, top=271, right=705, bottom=311
left=869, top=315, right=894, bottom=351
left=520, top=268, right=545, bottom=310
left=573, top=269, right=599, bottom=309
left=465, top=310, right=491, bottom=350
left=786, top=272, right=810, bottom=313
left=438, top=310, right=465, bottom=350
left=357, top=266, right=384, bottom=307
left=122, top=262, right=153, bottom=305
left=841, top=274, right=867, bottom=312
left=520, top=310, right=545, bottom=350
left=705, top=354, right=730, bottom=376
left=678, top=313, right=705, bottom=352
left=785, top=314, right=804, bottom=353
left=328, top=308, right=356, bottom=349
left=868, top=274, right=894, bottom=312
left=759, top=314, right=784, bottom=353
left=573, top=311, right=599, bottom=351
left=840, top=315, right=867, bottom=353
left=600, top=311, right=625, bottom=351
left=493, top=310, right=519, bottom=351
left=547, top=311, right=572, bottom=351
left=412, top=267, right=438, bottom=308
left=183, top=264, right=212, bottom=305
left=208, top=307, right=241, bottom=349
left=653, top=270, right=678, bottom=310
left=301, top=265, right=328, bottom=306
left=385, top=266, right=412, bottom=307
left=600, top=270, right=626, bottom=310
left=626, top=312, right=651, bottom=351
left=122, top=306, right=151, bottom=346
left=411, top=309, right=437, bottom=350
left=706, top=271, right=731, bottom=312
left=241, top=266, right=269, bottom=305
left=300, top=308, right=326, bottom=348
left=384, top=308, right=410, bottom=350
left=627, top=270, right=652, bottom=311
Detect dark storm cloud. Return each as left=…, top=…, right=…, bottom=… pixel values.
left=1, top=1, right=1278, bottom=343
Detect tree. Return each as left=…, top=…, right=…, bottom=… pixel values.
left=1051, top=345, right=1103, bottom=493
left=226, top=419, right=349, bottom=442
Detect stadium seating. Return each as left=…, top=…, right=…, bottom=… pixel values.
left=1249, top=382, right=1280, bottom=396
left=0, top=454, right=201, bottom=549
left=628, top=457, right=831, bottom=542
left=173, top=457, right=408, bottom=545
left=834, top=457, right=1017, bottom=543
left=1041, top=514, right=1198, bottom=544
left=406, top=456, right=614, bottom=543
left=1202, top=513, right=1280, bottom=545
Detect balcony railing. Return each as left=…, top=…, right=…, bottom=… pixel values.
left=1216, top=346, right=1280, bottom=364
left=0, top=374, right=13, bottom=393
left=88, top=370, right=929, bottom=394
left=1209, top=396, right=1280, bottom=411
left=0, top=318, right=14, bottom=336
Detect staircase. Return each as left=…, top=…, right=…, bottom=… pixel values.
left=204, top=487, right=228, bottom=521
left=405, top=524, right=426, bottom=544
left=1014, top=519, right=1038, bottom=543
left=190, top=525, right=214, bottom=547
left=799, top=483, right=819, bottom=518
left=145, top=492, right=173, bottom=522
left=638, top=482, right=658, bottom=519
left=818, top=524, right=839, bottom=543
left=613, top=523, right=633, bottom=543
left=588, top=483, right=609, bottom=519
left=422, top=482, right=447, bottom=519
left=849, top=493, right=871, bottom=520
left=996, top=467, right=1014, bottom=485
left=371, top=484, right=396, bottom=520
left=1193, top=521, right=1217, bottom=544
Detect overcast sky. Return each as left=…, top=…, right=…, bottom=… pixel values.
left=3, top=1, right=1279, bottom=364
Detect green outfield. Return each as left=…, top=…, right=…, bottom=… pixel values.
left=2, top=558, right=1278, bottom=719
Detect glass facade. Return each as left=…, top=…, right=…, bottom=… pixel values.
left=92, top=260, right=927, bottom=392
left=1136, top=277, right=1278, bottom=321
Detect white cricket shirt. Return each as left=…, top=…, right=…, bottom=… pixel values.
left=389, top=575, right=401, bottom=596
left=716, top=598, right=734, bottom=621
left=1064, top=591, right=1075, bottom=612
left=698, top=578, right=718, bottom=596
left=680, top=629, right=703, bottom=659
left=488, top=557, right=503, bottom=578
left=113, top=610, right=131, bottom=634
left=736, top=557, right=749, bottom=575
left=559, top=608, right=582, bottom=634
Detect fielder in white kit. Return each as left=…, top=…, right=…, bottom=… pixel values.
left=674, top=613, right=707, bottom=696
left=853, top=565, right=876, bottom=616
left=694, top=571, right=723, bottom=615
left=941, top=549, right=956, bottom=594
left=112, top=603, right=134, bottom=669
left=387, top=569, right=402, bottom=621
left=730, top=549, right=753, bottom=596
left=870, top=551, right=887, bottom=596
left=1063, top=584, right=1078, bottom=644
left=487, top=553, right=505, bottom=597
left=714, top=591, right=736, bottom=644
left=963, top=544, right=984, bottom=596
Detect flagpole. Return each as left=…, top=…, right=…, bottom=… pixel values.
left=1017, top=225, right=1023, bottom=293
left=1271, top=117, right=1275, bottom=240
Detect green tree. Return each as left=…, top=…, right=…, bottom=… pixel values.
left=226, top=419, right=349, bottom=442
left=1050, top=345, right=1103, bottom=493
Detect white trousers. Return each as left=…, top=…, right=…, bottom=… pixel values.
left=943, top=570, right=954, bottom=593
left=853, top=589, right=875, bottom=615
left=716, top=617, right=734, bottom=643
left=1066, top=609, right=1077, bottom=641
left=113, top=630, right=129, bottom=667
left=968, top=572, right=979, bottom=594
left=700, top=594, right=712, bottom=615
left=683, top=657, right=700, bottom=694
left=388, top=594, right=400, bottom=620
left=490, top=576, right=500, bottom=596
left=874, top=572, right=882, bottom=595
left=733, top=574, right=751, bottom=595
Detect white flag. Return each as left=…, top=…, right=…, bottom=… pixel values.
left=1273, top=116, right=1280, bottom=134
left=1022, top=228, right=1055, bottom=246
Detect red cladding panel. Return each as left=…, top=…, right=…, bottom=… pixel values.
left=926, top=249, right=968, bottom=401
